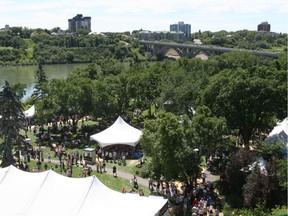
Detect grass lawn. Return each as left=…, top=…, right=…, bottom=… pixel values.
left=104, top=159, right=141, bottom=175
left=27, top=159, right=150, bottom=196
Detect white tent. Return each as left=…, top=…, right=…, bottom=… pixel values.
left=23, top=105, right=35, bottom=118
left=0, top=166, right=167, bottom=216
left=266, top=118, right=288, bottom=145
left=90, top=116, right=143, bottom=148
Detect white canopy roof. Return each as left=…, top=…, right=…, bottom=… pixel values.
left=0, top=166, right=167, bottom=216
left=266, top=118, right=288, bottom=145
left=90, top=116, right=143, bottom=148
left=23, top=105, right=35, bottom=118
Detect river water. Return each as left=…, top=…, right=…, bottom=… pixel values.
left=0, top=64, right=88, bottom=100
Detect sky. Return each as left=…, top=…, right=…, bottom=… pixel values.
left=1, top=0, right=287, bottom=33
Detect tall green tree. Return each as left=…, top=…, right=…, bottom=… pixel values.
left=36, top=77, right=94, bottom=126
left=32, top=63, right=48, bottom=101
left=200, top=66, right=286, bottom=146
left=141, top=112, right=202, bottom=184
left=141, top=112, right=183, bottom=179
left=191, top=106, right=228, bottom=159
left=159, top=58, right=210, bottom=119
left=0, top=81, right=24, bottom=167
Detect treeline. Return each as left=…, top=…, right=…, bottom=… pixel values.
left=0, top=26, right=287, bottom=66
left=191, top=29, right=287, bottom=50
left=0, top=27, right=148, bottom=66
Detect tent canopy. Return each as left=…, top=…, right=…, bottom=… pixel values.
left=24, top=105, right=35, bottom=118
left=90, top=116, right=142, bottom=148
left=266, top=118, right=288, bottom=145
left=0, top=166, right=167, bottom=216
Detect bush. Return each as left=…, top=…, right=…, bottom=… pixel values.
left=271, top=205, right=288, bottom=215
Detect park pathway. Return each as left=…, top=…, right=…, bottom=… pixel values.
left=37, top=156, right=223, bottom=215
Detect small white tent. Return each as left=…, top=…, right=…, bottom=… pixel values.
left=266, top=118, right=288, bottom=159
left=90, top=116, right=142, bottom=148
left=0, top=166, right=167, bottom=216
left=266, top=118, right=288, bottom=145
left=23, top=105, right=35, bottom=118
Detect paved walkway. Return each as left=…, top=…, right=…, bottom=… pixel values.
left=89, top=164, right=149, bottom=187
left=36, top=157, right=223, bottom=215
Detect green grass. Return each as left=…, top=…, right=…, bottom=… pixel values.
left=0, top=46, right=13, bottom=50
left=266, top=45, right=286, bottom=52
left=27, top=159, right=150, bottom=196
left=105, top=159, right=141, bottom=175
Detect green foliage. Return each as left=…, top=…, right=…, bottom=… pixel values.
left=200, top=62, right=287, bottom=145
left=243, top=166, right=270, bottom=208
left=271, top=205, right=288, bottom=215
left=191, top=29, right=287, bottom=51
left=223, top=148, right=256, bottom=208
left=1, top=27, right=285, bottom=66
left=0, top=81, right=25, bottom=167
left=32, top=63, right=48, bottom=101
left=140, top=112, right=205, bottom=184
left=191, top=106, right=227, bottom=156
left=223, top=203, right=269, bottom=216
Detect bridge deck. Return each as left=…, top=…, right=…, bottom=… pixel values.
left=140, top=40, right=279, bottom=58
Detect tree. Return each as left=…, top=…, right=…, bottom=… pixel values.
left=223, top=148, right=256, bottom=208
left=191, top=106, right=228, bottom=159
left=159, top=58, right=210, bottom=119
left=243, top=158, right=287, bottom=209
left=91, top=79, right=117, bottom=119
left=32, top=63, right=48, bottom=101
left=242, top=166, right=269, bottom=208
left=141, top=112, right=184, bottom=180
left=0, top=81, right=24, bottom=167
left=200, top=66, right=287, bottom=146
left=35, top=76, right=94, bottom=126
left=141, top=112, right=202, bottom=185
left=127, top=65, right=162, bottom=117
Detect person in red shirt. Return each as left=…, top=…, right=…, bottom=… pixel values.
left=193, top=198, right=199, bottom=206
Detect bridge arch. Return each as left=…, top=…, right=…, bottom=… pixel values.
left=157, top=47, right=183, bottom=58
left=186, top=49, right=212, bottom=58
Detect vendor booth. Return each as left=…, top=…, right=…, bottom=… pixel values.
left=83, top=148, right=96, bottom=165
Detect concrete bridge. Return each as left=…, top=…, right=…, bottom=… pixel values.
left=139, top=40, right=280, bottom=59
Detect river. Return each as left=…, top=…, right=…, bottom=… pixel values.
left=0, top=64, right=88, bottom=100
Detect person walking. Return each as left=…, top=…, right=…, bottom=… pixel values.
left=112, top=165, right=117, bottom=177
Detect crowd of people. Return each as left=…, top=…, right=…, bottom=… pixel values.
left=147, top=173, right=220, bottom=216
left=19, top=118, right=223, bottom=215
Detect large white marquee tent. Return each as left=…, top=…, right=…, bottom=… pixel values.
left=90, top=116, right=143, bottom=148
left=0, top=166, right=167, bottom=216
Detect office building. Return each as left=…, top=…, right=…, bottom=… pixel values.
left=68, top=14, right=91, bottom=33
left=170, top=21, right=191, bottom=40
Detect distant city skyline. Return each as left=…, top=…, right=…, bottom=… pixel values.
left=1, top=0, right=287, bottom=33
